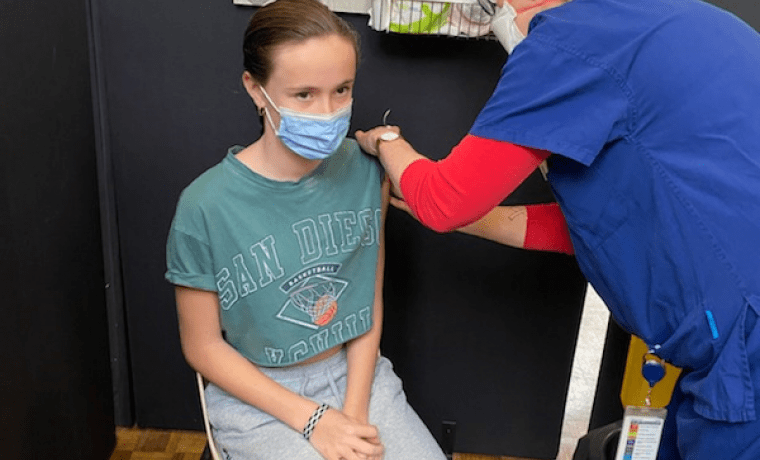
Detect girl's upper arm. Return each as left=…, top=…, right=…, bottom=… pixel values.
left=375, top=176, right=390, bottom=306
left=174, top=286, right=224, bottom=358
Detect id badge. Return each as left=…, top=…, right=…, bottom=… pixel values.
left=614, top=406, right=667, bottom=460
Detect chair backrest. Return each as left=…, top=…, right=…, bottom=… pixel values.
left=196, top=372, right=223, bottom=460
left=572, top=420, right=621, bottom=460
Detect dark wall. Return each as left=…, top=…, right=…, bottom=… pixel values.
left=709, top=0, right=760, bottom=25
left=0, top=0, right=115, bottom=458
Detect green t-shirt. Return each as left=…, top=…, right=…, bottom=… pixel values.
left=166, top=139, right=384, bottom=366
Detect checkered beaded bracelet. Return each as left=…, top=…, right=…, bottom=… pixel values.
left=303, top=403, right=330, bottom=440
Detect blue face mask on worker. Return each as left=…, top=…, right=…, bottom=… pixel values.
left=259, top=86, right=352, bottom=161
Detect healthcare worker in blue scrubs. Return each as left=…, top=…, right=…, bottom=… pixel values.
left=356, top=0, right=760, bottom=458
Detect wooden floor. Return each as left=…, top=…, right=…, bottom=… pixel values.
left=109, top=426, right=540, bottom=460
left=110, top=427, right=208, bottom=460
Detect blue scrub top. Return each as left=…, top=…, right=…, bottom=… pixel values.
left=471, top=0, right=760, bottom=423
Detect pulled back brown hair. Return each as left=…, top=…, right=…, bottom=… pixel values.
left=243, top=0, right=361, bottom=85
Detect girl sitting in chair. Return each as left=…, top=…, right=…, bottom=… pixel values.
left=165, top=1, right=445, bottom=459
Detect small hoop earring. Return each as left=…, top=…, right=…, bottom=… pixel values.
left=258, top=106, right=265, bottom=116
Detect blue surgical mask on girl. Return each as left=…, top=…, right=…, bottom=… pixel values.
left=259, top=86, right=352, bottom=161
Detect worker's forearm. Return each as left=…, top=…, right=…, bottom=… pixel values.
left=457, top=205, right=528, bottom=248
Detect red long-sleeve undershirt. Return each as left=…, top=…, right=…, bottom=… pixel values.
left=399, top=134, right=574, bottom=255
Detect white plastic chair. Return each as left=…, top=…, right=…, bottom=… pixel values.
left=196, top=372, right=223, bottom=460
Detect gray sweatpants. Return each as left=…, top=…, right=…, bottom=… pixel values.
left=205, top=350, right=446, bottom=460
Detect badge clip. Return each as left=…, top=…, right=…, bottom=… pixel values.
left=613, top=349, right=668, bottom=460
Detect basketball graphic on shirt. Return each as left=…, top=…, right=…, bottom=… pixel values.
left=290, top=281, right=340, bottom=326
left=278, top=273, right=348, bottom=329
left=313, top=294, right=338, bottom=326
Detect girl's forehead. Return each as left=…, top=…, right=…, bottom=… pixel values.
left=268, top=35, right=356, bottom=87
